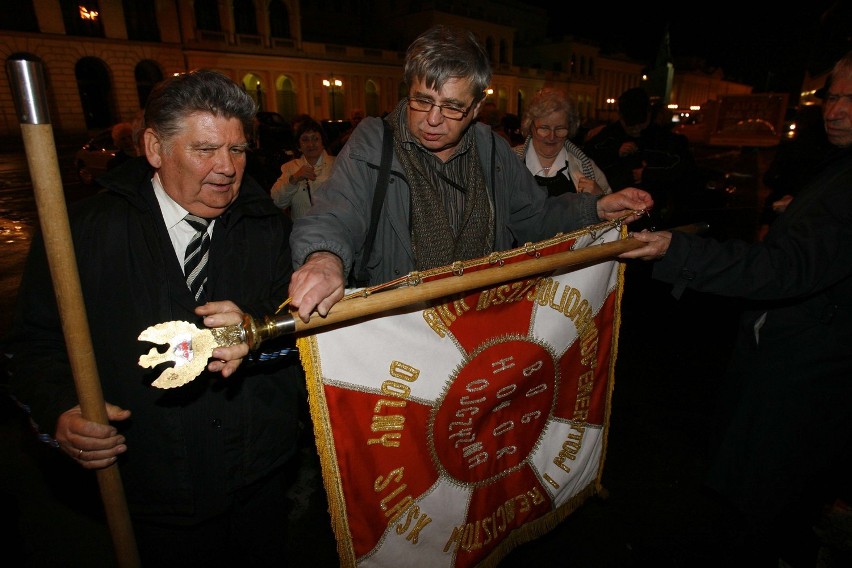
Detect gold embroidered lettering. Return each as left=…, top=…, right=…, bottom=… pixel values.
left=374, top=399, right=405, bottom=412
left=402, top=508, right=432, bottom=543
left=549, top=283, right=569, bottom=312
left=535, top=277, right=554, bottom=306
left=448, top=416, right=472, bottom=431
left=445, top=489, right=542, bottom=552
left=495, top=445, right=516, bottom=459
left=371, top=414, right=404, bottom=432
left=367, top=433, right=401, bottom=447
left=553, top=456, right=571, bottom=473
left=423, top=308, right=448, bottom=337
left=381, top=380, right=411, bottom=398
left=466, top=450, right=488, bottom=468
left=528, top=486, right=546, bottom=505
left=374, top=467, right=404, bottom=491
left=436, top=303, right=457, bottom=326
left=476, top=289, right=493, bottom=311
left=543, top=472, right=560, bottom=489
left=424, top=298, right=470, bottom=334
left=491, top=356, right=515, bottom=374
left=515, top=493, right=531, bottom=513
left=390, top=361, right=419, bottom=382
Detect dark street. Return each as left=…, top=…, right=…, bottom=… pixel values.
left=0, top=141, right=819, bottom=567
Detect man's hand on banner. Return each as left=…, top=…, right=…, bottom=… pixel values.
left=288, top=251, right=346, bottom=323
left=596, top=187, right=654, bottom=222
left=619, top=229, right=673, bottom=260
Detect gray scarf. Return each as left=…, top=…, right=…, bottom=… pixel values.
left=387, top=100, right=494, bottom=270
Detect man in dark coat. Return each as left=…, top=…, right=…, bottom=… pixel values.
left=2, top=70, right=302, bottom=567
left=621, top=52, right=852, bottom=567
left=584, top=87, right=696, bottom=229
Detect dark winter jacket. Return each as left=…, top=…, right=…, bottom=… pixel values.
left=3, top=157, right=301, bottom=521
left=652, top=147, right=852, bottom=524
left=291, top=116, right=603, bottom=285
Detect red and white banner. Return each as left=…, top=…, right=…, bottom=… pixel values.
left=298, top=222, right=626, bottom=567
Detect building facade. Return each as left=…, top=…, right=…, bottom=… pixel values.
left=1, top=0, right=751, bottom=142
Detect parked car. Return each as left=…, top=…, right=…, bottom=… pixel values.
left=74, top=128, right=116, bottom=185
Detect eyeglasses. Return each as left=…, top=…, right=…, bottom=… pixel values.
left=407, top=97, right=474, bottom=121
left=534, top=124, right=570, bottom=138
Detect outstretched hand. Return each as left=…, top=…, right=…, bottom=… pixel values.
left=619, top=229, right=672, bottom=261
left=596, top=187, right=654, bottom=223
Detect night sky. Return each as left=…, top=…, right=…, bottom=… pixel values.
left=525, top=0, right=848, bottom=96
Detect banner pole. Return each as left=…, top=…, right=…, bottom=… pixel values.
left=241, top=222, right=708, bottom=345
left=7, top=55, right=141, bottom=568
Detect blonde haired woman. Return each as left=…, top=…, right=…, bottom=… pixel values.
left=271, top=119, right=335, bottom=219
left=514, top=88, right=611, bottom=196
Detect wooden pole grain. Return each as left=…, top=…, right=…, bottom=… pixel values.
left=9, top=56, right=140, bottom=568
left=285, top=222, right=706, bottom=335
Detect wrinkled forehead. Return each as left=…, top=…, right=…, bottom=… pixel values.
left=410, top=76, right=476, bottom=102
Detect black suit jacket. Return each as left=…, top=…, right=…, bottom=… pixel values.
left=3, top=157, right=302, bottom=522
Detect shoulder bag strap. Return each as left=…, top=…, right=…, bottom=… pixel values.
left=352, top=119, right=393, bottom=287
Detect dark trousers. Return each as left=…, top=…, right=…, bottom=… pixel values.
left=133, top=467, right=292, bottom=567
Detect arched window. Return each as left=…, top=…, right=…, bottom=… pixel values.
left=75, top=57, right=114, bottom=129
left=233, top=0, right=258, bottom=35
left=134, top=60, right=163, bottom=109
left=123, top=0, right=159, bottom=41
left=499, top=40, right=508, bottom=66
left=61, top=0, right=105, bottom=37
left=498, top=88, right=508, bottom=113
left=365, top=80, right=379, bottom=118
left=195, top=0, right=221, bottom=31
left=485, top=37, right=495, bottom=64
left=516, top=90, right=526, bottom=120
left=275, top=75, right=297, bottom=120
left=269, top=0, right=291, bottom=38
left=242, top=73, right=264, bottom=111
left=324, top=77, right=344, bottom=121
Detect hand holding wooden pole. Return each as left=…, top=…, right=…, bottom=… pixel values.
left=7, top=55, right=140, bottom=568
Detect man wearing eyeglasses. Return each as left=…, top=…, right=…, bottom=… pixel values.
left=288, top=25, right=653, bottom=322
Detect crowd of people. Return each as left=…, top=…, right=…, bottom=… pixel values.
left=2, top=22, right=850, bottom=568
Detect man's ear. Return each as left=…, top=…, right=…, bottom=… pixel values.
left=142, top=128, right=162, bottom=168
left=470, top=98, right=485, bottom=121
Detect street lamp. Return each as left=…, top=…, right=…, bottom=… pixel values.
left=323, top=75, right=343, bottom=121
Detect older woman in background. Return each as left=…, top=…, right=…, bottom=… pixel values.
left=271, top=118, right=335, bottom=220
left=514, top=88, right=611, bottom=196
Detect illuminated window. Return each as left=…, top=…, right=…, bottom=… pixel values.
left=60, top=0, right=104, bottom=37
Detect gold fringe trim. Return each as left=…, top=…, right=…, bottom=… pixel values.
left=297, top=221, right=629, bottom=567
left=298, top=334, right=358, bottom=567
left=475, top=483, right=601, bottom=568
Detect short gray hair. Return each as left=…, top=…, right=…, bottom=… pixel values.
left=829, top=50, right=852, bottom=86
left=521, top=88, right=578, bottom=138
left=403, top=25, right=492, bottom=104
left=144, top=69, right=257, bottom=146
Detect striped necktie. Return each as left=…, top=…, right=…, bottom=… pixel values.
left=183, top=214, right=211, bottom=301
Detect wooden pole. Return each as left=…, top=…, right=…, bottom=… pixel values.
left=7, top=56, right=141, bottom=568
left=244, top=223, right=708, bottom=347
left=292, top=224, right=705, bottom=333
